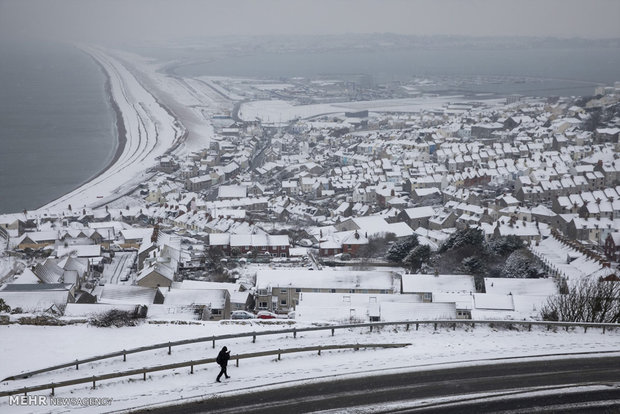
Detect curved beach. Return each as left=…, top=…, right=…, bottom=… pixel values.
left=37, top=47, right=186, bottom=212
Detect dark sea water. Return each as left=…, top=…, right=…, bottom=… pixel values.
left=0, top=42, right=116, bottom=214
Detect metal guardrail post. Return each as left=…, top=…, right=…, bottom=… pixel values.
left=236, top=358, right=239, bottom=367
left=92, top=376, right=96, bottom=389
left=318, top=346, right=321, bottom=356
left=416, top=323, right=419, bottom=330
left=51, top=383, right=54, bottom=396
left=434, top=323, right=437, bottom=331
left=278, top=350, right=281, bottom=361
left=75, top=360, right=79, bottom=370
left=168, top=342, right=171, bottom=355
left=331, top=328, right=334, bottom=336
left=123, top=350, right=126, bottom=362
left=143, top=370, right=146, bottom=381
left=190, top=362, right=194, bottom=374
left=293, top=328, right=297, bottom=338
left=253, top=333, right=256, bottom=343
left=212, top=336, right=215, bottom=348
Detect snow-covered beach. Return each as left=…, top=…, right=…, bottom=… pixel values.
left=36, top=47, right=188, bottom=213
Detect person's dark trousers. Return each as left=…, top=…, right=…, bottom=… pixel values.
left=217, top=365, right=229, bottom=381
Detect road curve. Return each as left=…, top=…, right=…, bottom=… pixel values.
left=133, top=356, right=620, bottom=414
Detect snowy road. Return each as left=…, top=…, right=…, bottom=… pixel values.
left=139, top=356, right=620, bottom=413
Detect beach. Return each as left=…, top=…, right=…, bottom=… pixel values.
left=37, top=46, right=188, bottom=212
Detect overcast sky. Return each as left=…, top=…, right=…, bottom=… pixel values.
left=1, top=0, right=619, bottom=44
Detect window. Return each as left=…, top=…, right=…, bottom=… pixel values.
left=423, top=293, right=432, bottom=301
left=212, top=309, right=222, bottom=315
left=281, top=253, right=286, bottom=257
left=330, top=289, right=336, bottom=293
left=280, top=289, right=287, bottom=294
left=280, top=299, right=287, bottom=306
left=313, top=288, right=320, bottom=292
left=295, top=288, right=302, bottom=293
left=259, top=301, right=268, bottom=309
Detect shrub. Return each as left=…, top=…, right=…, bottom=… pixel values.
left=89, top=308, right=146, bottom=328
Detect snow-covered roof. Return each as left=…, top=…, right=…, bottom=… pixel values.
left=401, top=274, right=475, bottom=294
left=484, top=278, right=558, bottom=296
left=256, top=269, right=396, bottom=291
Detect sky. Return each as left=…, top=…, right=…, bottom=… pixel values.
left=1, top=0, right=620, bottom=44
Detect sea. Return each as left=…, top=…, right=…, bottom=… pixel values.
left=0, top=41, right=116, bottom=214
left=1, top=41, right=619, bottom=214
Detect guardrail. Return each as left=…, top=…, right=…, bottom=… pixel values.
left=3, top=319, right=618, bottom=381
left=0, top=343, right=409, bottom=397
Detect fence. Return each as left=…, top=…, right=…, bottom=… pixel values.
left=3, top=319, right=618, bottom=382
left=0, top=343, right=409, bottom=397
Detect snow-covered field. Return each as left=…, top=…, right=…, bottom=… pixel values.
left=238, top=96, right=504, bottom=124
left=1, top=321, right=618, bottom=413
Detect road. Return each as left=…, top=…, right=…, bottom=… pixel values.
left=102, top=252, right=135, bottom=284
left=135, top=356, right=620, bottom=413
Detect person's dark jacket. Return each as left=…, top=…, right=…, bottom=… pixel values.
left=216, top=347, right=230, bottom=366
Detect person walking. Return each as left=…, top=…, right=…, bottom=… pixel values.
left=216, top=346, right=231, bottom=382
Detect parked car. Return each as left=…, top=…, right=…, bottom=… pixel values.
left=231, top=310, right=255, bottom=320
left=256, top=310, right=277, bottom=319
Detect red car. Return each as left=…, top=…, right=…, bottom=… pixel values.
left=256, top=310, right=277, bottom=319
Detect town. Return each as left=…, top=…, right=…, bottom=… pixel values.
left=1, top=73, right=619, bottom=326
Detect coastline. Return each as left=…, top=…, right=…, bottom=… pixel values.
left=36, top=46, right=186, bottom=212
left=34, top=51, right=129, bottom=211
left=86, top=54, right=128, bottom=191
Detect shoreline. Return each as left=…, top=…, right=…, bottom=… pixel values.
left=87, top=54, right=128, bottom=191
left=36, top=46, right=186, bottom=212
left=34, top=51, right=129, bottom=211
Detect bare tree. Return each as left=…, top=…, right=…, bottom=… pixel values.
left=540, top=278, right=620, bottom=323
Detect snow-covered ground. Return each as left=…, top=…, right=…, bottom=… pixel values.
left=0, top=321, right=618, bottom=413
left=238, top=96, right=504, bottom=124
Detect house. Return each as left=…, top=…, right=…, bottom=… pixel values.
left=208, top=233, right=290, bottom=257
left=171, top=280, right=253, bottom=311
left=162, top=288, right=231, bottom=320
left=398, top=206, right=436, bottom=230
left=295, top=292, right=456, bottom=323
left=255, top=269, right=397, bottom=313
left=0, top=284, right=74, bottom=314
left=604, top=232, right=620, bottom=261
left=17, top=231, right=58, bottom=250
left=136, top=264, right=175, bottom=288
left=98, top=284, right=164, bottom=305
